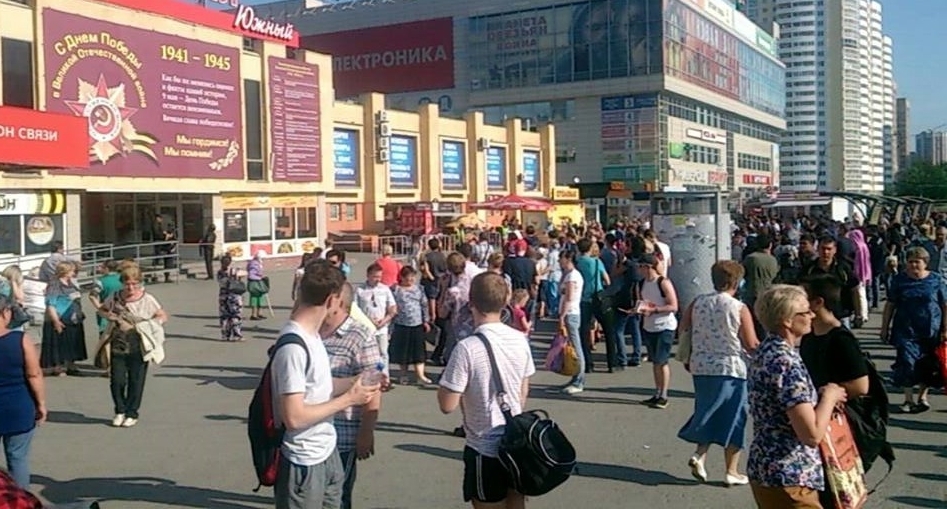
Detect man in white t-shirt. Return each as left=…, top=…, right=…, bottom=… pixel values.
left=355, top=263, right=396, bottom=375
left=437, top=272, right=536, bottom=508
left=271, top=262, right=380, bottom=509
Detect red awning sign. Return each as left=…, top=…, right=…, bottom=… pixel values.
left=0, top=106, right=88, bottom=168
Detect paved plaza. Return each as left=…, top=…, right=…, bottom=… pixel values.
left=24, top=264, right=947, bottom=508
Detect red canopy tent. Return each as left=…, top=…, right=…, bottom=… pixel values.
left=469, top=195, right=553, bottom=211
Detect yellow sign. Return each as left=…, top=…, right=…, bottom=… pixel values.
left=609, top=181, right=625, bottom=191
left=222, top=194, right=318, bottom=209
left=551, top=186, right=579, bottom=201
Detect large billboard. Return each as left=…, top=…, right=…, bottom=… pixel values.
left=441, top=140, right=466, bottom=190
left=333, top=129, right=359, bottom=187
left=302, top=18, right=454, bottom=97
left=389, top=135, right=418, bottom=189
left=600, top=94, right=659, bottom=183
left=467, top=0, right=664, bottom=90
left=486, top=146, right=508, bottom=190
left=43, top=9, right=244, bottom=178
left=268, top=57, right=321, bottom=182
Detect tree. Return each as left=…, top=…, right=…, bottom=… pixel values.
left=892, top=162, right=947, bottom=199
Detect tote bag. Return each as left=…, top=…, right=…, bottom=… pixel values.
left=820, top=410, right=868, bottom=509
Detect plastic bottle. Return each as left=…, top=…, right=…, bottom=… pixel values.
left=360, top=362, right=385, bottom=386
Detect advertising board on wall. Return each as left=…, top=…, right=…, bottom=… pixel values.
left=600, top=94, right=659, bottom=184
left=0, top=106, right=88, bottom=168
left=268, top=57, right=321, bottom=182
left=486, top=146, right=507, bottom=190
left=333, top=129, right=359, bottom=187
left=522, top=150, right=540, bottom=192
left=389, top=135, right=418, bottom=188
left=441, top=140, right=466, bottom=190
left=302, top=18, right=454, bottom=97
left=467, top=0, right=663, bottom=90
left=43, top=9, right=244, bottom=179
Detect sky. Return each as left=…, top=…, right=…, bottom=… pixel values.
left=234, top=0, right=940, bottom=137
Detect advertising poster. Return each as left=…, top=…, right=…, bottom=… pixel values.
left=664, top=0, right=740, bottom=100
left=389, top=135, right=417, bottom=188
left=600, top=94, right=659, bottom=183
left=441, top=140, right=466, bottom=190
left=333, top=129, right=359, bottom=187
left=486, top=146, right=507, bottom=190
left=42, top=9, right=244, bottom=178
left=302, top=18, right=454, bottom=97
left=268, top=57, right=321, bottom=182
left=467, top=0, right=663, bottom=89
left=522, top=150, right=540, bottom=191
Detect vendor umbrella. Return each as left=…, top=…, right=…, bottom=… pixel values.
left=469, top=195, right=553, bottom=212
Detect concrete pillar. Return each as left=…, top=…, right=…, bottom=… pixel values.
left=65, top=192, right=81, bottom=250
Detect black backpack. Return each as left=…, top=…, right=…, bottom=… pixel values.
left=475, top=333, right=576, bottom=496
left=636, top=276, right=666, bottom=300
left=844, top=352, right=895, bottom=479
left=247, top=333, right=311, bottom=491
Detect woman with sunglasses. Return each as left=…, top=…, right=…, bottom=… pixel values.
left=0, top=294, right=46, bottom=488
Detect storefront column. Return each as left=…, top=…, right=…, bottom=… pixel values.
left=211, top=194, right=224, bottom=253
left=316, top=194, right=328, bottom=249
left=66, top=192, right=82, bottom=251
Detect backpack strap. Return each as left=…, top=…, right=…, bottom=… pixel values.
left=268, top=333, right=311, bottom=374
left=474, top=332, right=515, bottom=422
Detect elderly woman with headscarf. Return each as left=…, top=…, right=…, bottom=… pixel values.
left=847, top=229, right=872, bottom=327
left=246, top=251, right=268, bottom=321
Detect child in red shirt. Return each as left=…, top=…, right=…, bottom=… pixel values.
left=510, top=289, right=532, bottom=334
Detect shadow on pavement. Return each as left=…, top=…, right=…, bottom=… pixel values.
left=394, top=443, right=462, bottom=461
left=166, top=333, right=218, bottom=342
left=376, top=421, right=453, bottom=437
left=888, top=418, right=947, bottom=434
left=594, top=385, right=694, bottom=399
left=34, top=475, right=270, bottom=509
left=46, top=411, right=112, bottom=427
left=171, top=314, right=218, bottom=321
left=205, top=414, right=248, bottom=424
left=889, top=441, right=947, bottom=458
left=155, top=365, right=262, bottom=391
left=574, top=461, right=696, bottom=486
left=908, top=472, right=947, bottom=482
left=887, top=496, right=947, bottom=508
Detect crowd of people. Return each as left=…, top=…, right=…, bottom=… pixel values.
left=2, top=209, right=944, bottom=508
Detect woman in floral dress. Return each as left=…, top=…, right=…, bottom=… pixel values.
left=216, top=255, right=244, bottom=341
left=747, top=284, right=847, bottom=508
left=389, top=266, right=431, bottom=385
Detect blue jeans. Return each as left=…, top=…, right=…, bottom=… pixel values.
left=542, top=280, right=561, bottom=318
left=610, top=312, right=630, bottom=366
left=563, top=313, right=584, bottom=387
left=617, top=313, right=643, bottom=364
left=2, top=427, right=35, bottom=488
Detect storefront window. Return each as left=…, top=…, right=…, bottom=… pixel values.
left=0, top=216, right=21, bottom=256
left=275, top=208, right=295, bottom=240
left=223, top=210, right=248, bottom=243
left=296, top=208, right=318, bottom=238
left=344, top=204, right=357, bottom=221
left=248, top=209, right=272, bottom=242
left=329, top=204, right=340, bottom=221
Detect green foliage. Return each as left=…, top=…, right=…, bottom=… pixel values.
left=893, top=162, right=947, bottom=199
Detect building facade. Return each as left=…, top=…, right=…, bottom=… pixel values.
left=895, top=97, right=911, bottom=171
left=749, top=0, right=894, bottom=194
left=266, top=0, right=786, bottom=196
left=0, top=0, right=554, bottom=266
left=915, top=131, right=947, bottom=165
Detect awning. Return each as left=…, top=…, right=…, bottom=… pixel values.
left=762, top=199, right=831, bottom=208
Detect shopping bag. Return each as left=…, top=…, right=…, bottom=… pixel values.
left=935, top=343, right=947, bottom=389
left=560, top=340, right=580, bottom=377
left=820, top=410, right=868, bottom=509
left=544, top=332, right=567, bottom=373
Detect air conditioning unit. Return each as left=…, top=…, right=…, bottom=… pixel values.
left=377, top=137, right=390, bottom=149
left=375, top=110, right=388, bottom=123
left=477, top=137, right=491, bottom=151
left=377, top=148, right=390, bottom=162
left=378, top=122, right=391, bottom=137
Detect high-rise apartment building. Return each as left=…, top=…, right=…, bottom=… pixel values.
left=748, top=0, right=894, bottom=193
left=896, top=97, right=911, bottom=170
left=915, top=131, right=947, bottom=165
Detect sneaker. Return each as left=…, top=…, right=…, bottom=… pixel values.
left=899, top=401, right=914, bottom=414
left=111, top=414, right=125, bottom=427
left=725, top=473, right=750, bottom=487
left=121, top=417, right=138, bottom=427
left=562, top=385, right=584, bottom=395
left=641, top=396, right=660, bottom=406
left=688, top=456, right=707, bottom=483
left=912, top=400, right=931, bottom=414
left=652, top=397, right=669, bottom=409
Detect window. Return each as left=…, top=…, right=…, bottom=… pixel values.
left=329, top=204, right=341, bottom=221
left=2, top=38, right=34, bottom=108
left=0, top=216, right=22, bottom=256
left=223, top=210, right=247, bottom=243
left=344, top=204, right=357, bottom=221
left=24, top=215, right=63, bottom=255
left=296, top=208, right=319, bottom=238
left=247, top=209, right=272, bottom=241
left=243, top=79, right=264, bottom=181
left=274, top=208, right=295, bottom=240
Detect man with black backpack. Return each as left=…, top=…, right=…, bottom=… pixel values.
left=268, top=262, right=380, bottom=509
left=437, top=272, right=536, bottom=508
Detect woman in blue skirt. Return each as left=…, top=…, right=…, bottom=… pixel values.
left=677, top=260, right=759, bottom=486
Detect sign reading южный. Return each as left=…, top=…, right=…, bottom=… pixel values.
left=42, top=9, right=244, bottom=179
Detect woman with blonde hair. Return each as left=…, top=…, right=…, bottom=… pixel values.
left=747, top=285, right=847, bottom=508
left=98, top=265, right=168, bottom=427
left=678, top=260, right=759, bottom=486
left=1, top=265, right=25, bottom=304
left=41, top=261, right=86, bottom=376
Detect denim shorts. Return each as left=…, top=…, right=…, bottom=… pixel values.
left=642, top=329, right=675, bottom=365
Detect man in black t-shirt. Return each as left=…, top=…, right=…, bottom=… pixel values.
left=801, top=235, right=860, bottom=327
